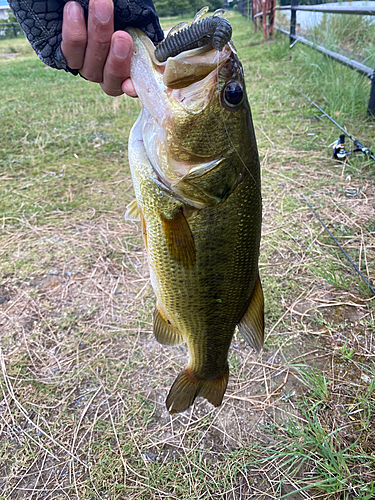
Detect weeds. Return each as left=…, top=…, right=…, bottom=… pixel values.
left=310, top=13, right=375, bottom=68
left=248, top=361, right=375, bottom=499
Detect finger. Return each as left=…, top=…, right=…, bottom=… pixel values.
left=122, top=78, right=138, bottom=98
left=100, top=31, right=133, bottom=96
left=80, top=0, right=114, bottom=83
left=62, top=1, right=87, bottom=69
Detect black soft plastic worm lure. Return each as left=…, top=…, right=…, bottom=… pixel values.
left=155, top=15, right=232, bottom=62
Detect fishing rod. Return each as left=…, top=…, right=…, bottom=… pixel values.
left=292, top=86, right=375, bottom=162
left=301, top=194, right=375, bottom=297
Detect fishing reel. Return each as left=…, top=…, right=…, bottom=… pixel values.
left=331, top=134, right=373, bottom=160
left=290, top=85, right=375, bottom=164
left=332, top=134, right=350, bottom=160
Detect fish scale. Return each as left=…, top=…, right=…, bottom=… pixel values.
left=127, top=22, right=264, bottom=414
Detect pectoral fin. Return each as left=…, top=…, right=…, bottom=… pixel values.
left=166, top=365, right=229, bottom=414
left=161, top=209, right=196, bottom=268
left=153, top=305, right=184, bottom=346
left=125, top=199, right=140, bottom=221
left=238, top=276, right=264, bottom=352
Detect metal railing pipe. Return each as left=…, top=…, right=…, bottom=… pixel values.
left=277, top=5, right=375, bottom=15
left=275, top=28, right=374, bottom=78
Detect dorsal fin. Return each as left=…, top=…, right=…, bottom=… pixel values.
left=139, top=209, right=148, bottom=252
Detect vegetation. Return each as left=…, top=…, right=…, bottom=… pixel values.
left=154, top=0, right=223, bottom=17
left=0, top=11, right=374, bottom=500
left=0, top=10, right=23, bottom=40
left=310, top=13, right=375, bottom=68
left=275, top=6, right=375, bottom=68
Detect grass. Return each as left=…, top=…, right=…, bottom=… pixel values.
left=274, top=10, right=375, bottom=119
left=310, top=13, right=375, bottom=69
left=275, top=9, right=375, bottom=68
left=248, top=365, right=375, bottom=499
left=1, top=11, right=375, bottom=500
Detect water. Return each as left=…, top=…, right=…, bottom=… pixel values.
left=0, top=0, right=10, bottom=21
left=281, top=1, right=375, bottom=30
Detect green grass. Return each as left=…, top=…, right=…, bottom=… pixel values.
left=0, top=10, right=374, bottom=500
left=248, top=365, right=375, bottom=499
left=275, top=9, right=375, bottom=71
left=274, top=11, right=375, bottom=125
left=310, top=13, right=375, bottom=69
left=0, top=36, right=32, bottom=55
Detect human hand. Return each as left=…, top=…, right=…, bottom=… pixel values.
left=61, top=0, right=137, bottom=97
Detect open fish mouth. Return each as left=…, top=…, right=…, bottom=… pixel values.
left=128, top=7, right=234, bottom=93
left=128, top=33, right=232, bottom=95
left=127, top=15, right=236, bottom=197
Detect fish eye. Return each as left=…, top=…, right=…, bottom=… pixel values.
left=223, top=81, right=243, bottom=107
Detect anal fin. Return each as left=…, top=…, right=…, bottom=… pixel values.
left=161, top=209, right=195, bottom=268
left=153, top=305, right=184, bottom=346
left=166, top=365, right=229, bottom=414
left=238, top=276, right=264, bottom=352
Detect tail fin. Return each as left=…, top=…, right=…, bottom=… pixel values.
left=166, top=365, right=229, bottom=414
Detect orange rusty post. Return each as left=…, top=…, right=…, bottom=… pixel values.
left=262, top=0, right=267, bottom=38
left=252, top=0, right=275, bottom=38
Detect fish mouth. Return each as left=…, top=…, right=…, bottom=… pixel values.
left=128, top=28, right=234, bottom=131
left=128, top=29, right=235, bottom=203
left=129, top=27, right=232, bottom=92
left=159, top=43, right=232, bottom=91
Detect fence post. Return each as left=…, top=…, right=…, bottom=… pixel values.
left=368, top=73, right=375, bottom=117
left=247, top=0, right=253, bottom=20
left=290, top=0, right=297, bottom=45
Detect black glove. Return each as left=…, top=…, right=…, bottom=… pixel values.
left=7, top=0, right=163, bottom=72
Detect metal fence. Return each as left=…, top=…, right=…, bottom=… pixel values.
left=0, top=22, right=23, bottom=40
left=238, top=1, right=375, bottom=116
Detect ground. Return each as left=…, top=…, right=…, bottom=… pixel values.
left=0, top=11, right=374, bottom=500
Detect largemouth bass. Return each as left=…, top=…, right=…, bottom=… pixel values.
left=126, top=15, right=264, bottom=414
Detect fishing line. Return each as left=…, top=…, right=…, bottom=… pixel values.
left=301, top=193, right=375, bottom=296
left=290, top=85, right=375, bottom=295
left=213, top=51, right=262, bottom=197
